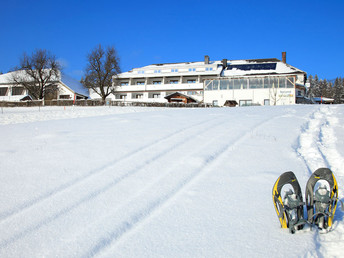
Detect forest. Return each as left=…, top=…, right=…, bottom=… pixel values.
left=307, top=75, right=344, bottom=103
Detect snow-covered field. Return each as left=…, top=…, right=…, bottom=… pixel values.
left=0, top=105, right=343, bottom=257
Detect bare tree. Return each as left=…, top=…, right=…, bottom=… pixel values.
left=81, top=44, right=121, bottom=101
left=11, top=49, right=61, bottom=100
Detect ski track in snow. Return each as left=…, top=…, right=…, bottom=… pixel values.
left=0, top=110, right=282, bottom=257
left=296, top=105, right=344, bottom=257
left=0, top=115, right=224, bottom=248
left=87, top=113, right=283, bottom=257
left=0, top=115, right=219, bottom=222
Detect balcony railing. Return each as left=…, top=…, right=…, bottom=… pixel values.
left=114, top=82, right=204, bottom=92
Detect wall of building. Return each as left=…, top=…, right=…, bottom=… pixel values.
left=0, top=86, right=28, bottom=101
left=204, top=88, right=295, bottom=106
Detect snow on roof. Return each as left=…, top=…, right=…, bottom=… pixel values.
left=0, top=70, right=60, bottom=84
left=0, top=72, right=13, bottom=84
left=117, top=58, right=305, bottom=79
left=60, top=73, right=89, bottom=97
left=313, top=97, right=334, bottom=102
left=222, top=59, right=304, bottom=77
left=164, top=91, right=199, bottom=102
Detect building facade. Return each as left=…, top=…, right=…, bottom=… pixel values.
left=0, top=71, right=88, bottom=101
left=89, top=53, right=307, bottom=106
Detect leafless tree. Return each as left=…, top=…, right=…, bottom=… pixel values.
left=11, top=49, right=61, bottom=100
left=81, top=44, right=121, bottom=101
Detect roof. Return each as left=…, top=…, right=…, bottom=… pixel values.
left=117, top=57, right=306, bottom=79
left=60, top=73, right=89, bottom=97
left=0, top=70, right=60, bottom=84
left=164, top=92, right=199, bottom=102
left=313, top=97, right=334, bottom=102
left=118, top=60, right=222, bottom=79
left=222, top=59, right=305, bottom=77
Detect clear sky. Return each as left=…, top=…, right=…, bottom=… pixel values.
left=1, top=0, right=343, bottom=80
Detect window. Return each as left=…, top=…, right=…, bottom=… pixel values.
left=287, top=77, right=295, bottom=88
left=187, top=91, right=200, bottom=95
left=120, top=95, right=127, bottom=99
left=120, top=82, right=129, bottom=86
left=171, top=69, right=178, bottom=72
left=170, top=80, right=179, bottom=84
left=188, top=68, right=196, bottom=72
left=205, top=67, right=213, bottom=71
left=239, top=100, right=253, bottom=106
left=0, top=87, right=8, bottom=96
left=12, top=87, right=24, bottom=95
left=264, top=99, right=270, bottom=106
left=153, top=94, right=160, bottom=98
left=136, top=81, right=145, bottom=85
left=153, top=81, right=161, bottom=85
left=135, top=94, right=143, bottom=99
left=154, top=70, right=161, bottom=73
left=249, top=78, right=263, bottom=89
left=220, top=80, right=229, bottom=90
left=212, top=100, right=218, bottom=106
left=187, top=80, right=196, bottom=84
left=138, top=70, right=145, bottom=74
left=59, top=95, right=71, bottom=99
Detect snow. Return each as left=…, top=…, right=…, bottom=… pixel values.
left=0, top=104, right=343, bottom=257
left=61, top=73, right=89, bottom=97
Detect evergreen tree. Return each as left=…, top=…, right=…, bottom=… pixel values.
left=311, top=74, right=321, bottom=97
left=333, top=77, right=344, bottom=103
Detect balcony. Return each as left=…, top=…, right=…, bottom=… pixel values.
left=113, top=82, right=204, bottom=92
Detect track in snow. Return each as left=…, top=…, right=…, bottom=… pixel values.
left=0, top=111, right=283, bottom=257
left=296, top=105, right=344, bottom=257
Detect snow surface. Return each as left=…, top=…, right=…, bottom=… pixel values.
left=0, top=105, right=343, bottom=257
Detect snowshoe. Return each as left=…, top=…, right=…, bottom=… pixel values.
left=305, top=168, right=339, bottom=231
left=272, top=171, right=306, bottom=233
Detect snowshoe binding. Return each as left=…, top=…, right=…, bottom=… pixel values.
left=305, top=168, right=339, bottom=231
left=272, top=171, right=306, bottom=233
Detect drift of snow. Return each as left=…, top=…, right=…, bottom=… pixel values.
left=0, top=105, right=343, bottom=257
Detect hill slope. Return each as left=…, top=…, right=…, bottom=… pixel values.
left=0, top=105, right=343, bottom=257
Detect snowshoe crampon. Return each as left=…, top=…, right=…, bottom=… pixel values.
left=305, top=168, right=339, bottom=231
left=272, top=171, right=306, bottom=233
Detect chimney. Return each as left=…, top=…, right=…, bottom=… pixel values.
left=222, top=58, right=228, bottom=67
left=282, top=52, right=287, bottom=63
left=204, top=55, right=210, bottom=64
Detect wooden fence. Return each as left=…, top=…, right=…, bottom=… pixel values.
left=0, top=100, right=213, bottom=108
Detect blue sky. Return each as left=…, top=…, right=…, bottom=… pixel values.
left=1, top=0, right=343, bottom=80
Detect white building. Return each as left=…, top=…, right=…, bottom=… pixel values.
left=0, top=71, right=88, bottom=101
left=89, top=53, right=307, bottom=106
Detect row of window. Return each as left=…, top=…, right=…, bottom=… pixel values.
left=0, top=87, right=24, bottom=96
left=137, top=67, right=213, bottom=74
left=212, top=99, right=270, bottom=107
left=205, top=77, right=295, bottom=91
left=120, top=80, right=198, bottom=86
left=116, top=91, right=202, bottom=100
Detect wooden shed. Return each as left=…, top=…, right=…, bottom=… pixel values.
left=164, top=92, right=198, bottom=104
left=223, top=100, right=238, bottom=107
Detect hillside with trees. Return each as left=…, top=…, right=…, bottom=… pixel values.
left=307, top=75, right=344, bottom=104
